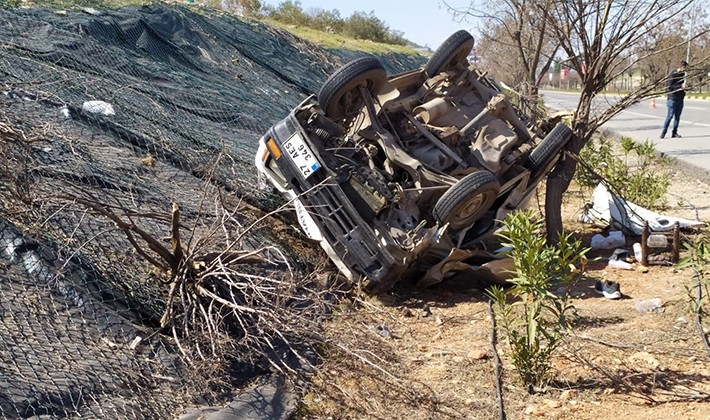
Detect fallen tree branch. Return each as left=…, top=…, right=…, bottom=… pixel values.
left=331, top=341, right=404, bottom=385
left=570, top=333, right=637, bottom=349
left=66, top=195, right=176, bottom=271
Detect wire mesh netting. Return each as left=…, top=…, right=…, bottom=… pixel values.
left=0, top=3, right=426, bottom=418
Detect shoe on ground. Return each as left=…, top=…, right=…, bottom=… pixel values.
left=595, top=280, right=622, bottom=299
left=672, top=133, right=681, bottom=138
left=660, top=133, right=666, bottom=139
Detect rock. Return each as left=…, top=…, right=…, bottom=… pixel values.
left=629, top=351, right=660, bottom=368
left=467, top=349, right=488, bottom=361
left=543, top=398, right=562, bottom=408
left=400, top=307, right=415, bottom=317
left=559, top=389, right=577, bottom=401
left=635, top=265, right=649, bottom=273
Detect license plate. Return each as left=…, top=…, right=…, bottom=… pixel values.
left=283, top=133, right=321, bottom=179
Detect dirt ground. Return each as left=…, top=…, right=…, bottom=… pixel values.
left=299, top=165, right=710, bottom=419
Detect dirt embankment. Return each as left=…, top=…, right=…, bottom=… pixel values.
left=0, top=4, right=424, bottom=418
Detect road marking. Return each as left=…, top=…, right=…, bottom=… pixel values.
left=619, top=110, right=710, bottom=127
left=620, top=110, right=663, bottom=119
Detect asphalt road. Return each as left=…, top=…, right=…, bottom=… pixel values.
left=542, top=90, right=710, bottom=182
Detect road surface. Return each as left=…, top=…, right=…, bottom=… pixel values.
left=541, top=90, right=710, bottom=182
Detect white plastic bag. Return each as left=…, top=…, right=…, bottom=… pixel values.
left=82, top=100, right=115, bottom=116
left=590, top=230, right=625, bottom=250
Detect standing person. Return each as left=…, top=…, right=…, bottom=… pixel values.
left=660, top=61, right=688, bottom=139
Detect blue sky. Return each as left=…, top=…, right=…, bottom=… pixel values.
left=260, top=0, right=477, bottom=49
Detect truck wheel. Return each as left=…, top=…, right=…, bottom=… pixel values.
left=527, top=123, right=573, bottom=180
left=433, top=170, right=500, bottom=232
left=318, top=57, right=387, bottom=121
left=424, top=30, right=474, bottom=78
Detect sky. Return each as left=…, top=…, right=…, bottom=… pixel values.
left=260, top=0, right=478, bottom=49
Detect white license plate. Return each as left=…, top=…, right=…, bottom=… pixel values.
left=283, top=133, right=321, bottom=179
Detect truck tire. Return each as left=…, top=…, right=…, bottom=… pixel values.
left=527, top=123, right=573, bottom=180
left=424, top=30, right=474, bottom=78
left=318, top=57, right=387, bottom=121
left=433, top=170, right=500, bottom=232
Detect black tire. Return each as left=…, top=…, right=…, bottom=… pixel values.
left=433, top=171, right=500, bottom=232
left=528, top=123, right=573, bottom=180
left=424, top=30, right=474, bottom=78
left=318, top=57, right=387, bottom=120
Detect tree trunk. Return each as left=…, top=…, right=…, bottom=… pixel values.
left=544, top=93, right=593, bottom=243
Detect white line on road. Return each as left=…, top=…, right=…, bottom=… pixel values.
left=619, top=110, right=710, bottom=127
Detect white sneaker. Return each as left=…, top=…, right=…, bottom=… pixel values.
left=595, top=280, right=622, bottom=299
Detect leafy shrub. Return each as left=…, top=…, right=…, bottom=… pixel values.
left=676, top=234, right=710, bottom=339
left=264, top=0, right=310, bottom=26
left=264, top=1, right=407, bottom=46
left=576, top=134, right=670, bottom=209
left=489, top=211, right=587, bottom=390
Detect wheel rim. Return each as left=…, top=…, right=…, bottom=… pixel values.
left=319, top=58, right=387, bottom=120
left=449, top=192, right=493, bottom=229
left=329, top=83, right=365, bottom=118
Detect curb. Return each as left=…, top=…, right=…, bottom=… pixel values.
left=664, top=154, right=710, bottom=186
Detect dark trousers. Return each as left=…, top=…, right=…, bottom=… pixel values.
left=662, top=98, right=684, bottom=136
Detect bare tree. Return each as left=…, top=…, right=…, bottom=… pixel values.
left=443, top=0, right=560, bottom=116
left=475, top=22, right=528, bottom=86
left=446, top=0, right=710, bottom=241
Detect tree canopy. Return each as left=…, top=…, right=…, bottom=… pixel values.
left=263, top=1, right=409, bottom=45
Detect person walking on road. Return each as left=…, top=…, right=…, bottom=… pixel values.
left=660, top=61, right=688, bottom=139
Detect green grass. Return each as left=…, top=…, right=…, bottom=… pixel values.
left=263, top=19, right=426, bottom=56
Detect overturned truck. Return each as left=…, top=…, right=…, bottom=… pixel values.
left=255, top=30, right=572, bottom=293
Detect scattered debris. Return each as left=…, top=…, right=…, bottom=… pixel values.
left=590, top=230, right=626, bottom=250
left=579, top=183, right=704, bottom=234
left=467, top=349, right=488, bottom=361
left=82, top=100, right=115, bottom=116
left=595, top=280, right=622, bottom=299
left=634, top=297, right=665, bottom=312
left=607, top=259, right=633, bottom=270
left=607, top=248, right=634, bottom=269
left=633, top=242, right=643, bottom=261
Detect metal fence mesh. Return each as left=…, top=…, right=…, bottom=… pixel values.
left=0, top=3, right=426, bottom=418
